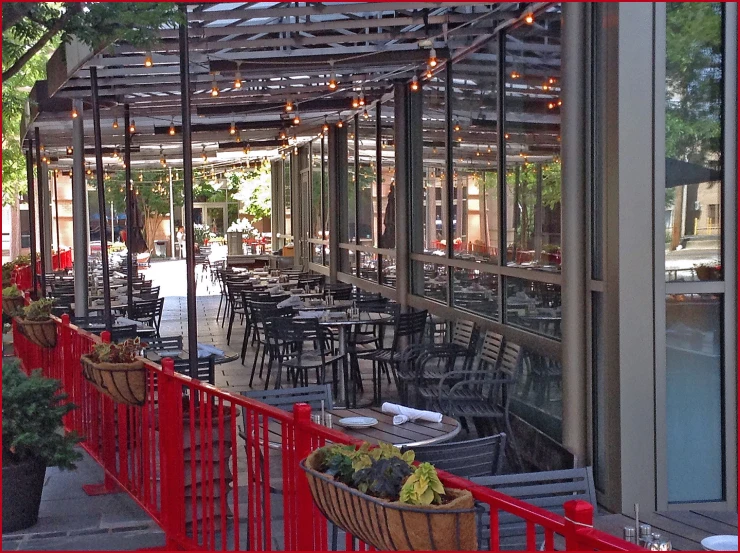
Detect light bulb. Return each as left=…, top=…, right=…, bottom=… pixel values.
left=511, top=70, right=521, bottom=79
left=505, top=133, right=510, bottom=139
left=279, top=129, right=287, bottom=140
left=144, top=50, right=153, bottom=67
left=524, top=12, right=534, bottom=24
left=425, top=65, right=433, bottom=79
left=337, top=120, right=344, bottom=128
left=210, top=76, right=219, bottom=97
left=71, top=106, right=79, bottom=119
left=358, top=92, right=365, bottom=107
left=235, top=131, right=242, bottom=143
left=362, top=109, right=369, bottom=119
left=66, top=146, right=73, bottom=155
left=243, top=145, right=250, bottom=155
left=453, top=121, right=461, bottom=132
left=548, top=102, right=555, bottom=109
left=293, top=113, right=301, bottom=125
left=352, top=96, right=360, bottom=109
left=230, top=121, right=237, bottom=135
left=169, top=118, right=176, bottom=135
left=285, top=99, right=293, bottom=112
left=112, top=117, right=119, bottom=129
left=429, top=47, right=438, bottom=68
left=129, top=119, right=136, bottom=134
left=322, top=117, right=329, bottom=133
left=234, top=68, right=242, bottom=89
left=410, top=75, right=419, bottom=91
left=487, top=145, right=492, bottom=153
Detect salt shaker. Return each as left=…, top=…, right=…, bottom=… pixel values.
left=622, top=527, right=636, bottom=544
left=638, top=524, right=653, bottom=548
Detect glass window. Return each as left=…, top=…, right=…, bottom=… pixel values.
left=451, top=267, right=499, bottom=319
left=504, top=277, right=562, bottom=340
left=666, top=294, right=723, bottom=502
left=359, top=251, right=378, bottom=282
left=504, top=7, right=562, bottom=271
left=379, top=102, right=396, bottom=249
left=664, top=3, right=723, bottom=281
left=283, top=156, right=292, bottom=237
left=311, top=140, right=322, bottom=241
left=347, top=117, right=357, bottom=244
left=381, top=254, right=396, bottom=288
left=412, top=261, right=447, bottom=303
left=511, top=349, right=563, bottom=442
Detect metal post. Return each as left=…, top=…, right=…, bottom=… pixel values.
left=179, top=4, right=199, bottom=378
left=25, top=143, right=38, bottom=297
left=169, top=166, right=175, bottom=259
left=53, top=170, right=61, bottom=256
left=90, top=66, right=113, bottom=331
left=320, top=136, right=326, bottom=265
left=72, top=99, right=88, bottom=318
left=123, top=104, right=134, bottom=313
left=496, top=32, right=506, bottom=318
left=375, top=102, right=383, bottom=283
left=393, top=81, right=410, bottom=309
left=34, top=128, right=47, bottom=297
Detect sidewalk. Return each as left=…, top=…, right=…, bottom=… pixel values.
left=2, top=448, right=165, bottom=551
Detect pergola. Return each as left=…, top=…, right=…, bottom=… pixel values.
left=20, top=1, right=559, bottom=377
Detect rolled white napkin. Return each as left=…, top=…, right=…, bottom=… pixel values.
left=297, top=310, right=325, bottom=319
left=269, top=284, right=284, bottom=294
left=278, top=295, right=304, bottom=308
left=381, top=402, right=443, bottom=424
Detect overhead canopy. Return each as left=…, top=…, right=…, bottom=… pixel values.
left=666, top=157, right=722, bottom=188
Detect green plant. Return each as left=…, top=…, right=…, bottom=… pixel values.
left=2, top=262, right=16, bottom=284
left=353, top=457, right=413, bottom=499
left=22, top=298, right=55, bottom=321
left=13, top=254, right=30, bottom=266
left=3, top=284, right=22, bottom=298
left=400, top=462, right=446, bottom=506
left=2, top=358, right=81, bottom=469
left=88, top=338, right=141, bottom=364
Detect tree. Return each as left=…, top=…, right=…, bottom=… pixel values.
left=506, top=160, right=561, bottom=250
left=230, top=166, right=271, bottom=222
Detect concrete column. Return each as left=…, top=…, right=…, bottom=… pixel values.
left=41, top=169, right=53, bottom=270
left=71, top=99, right=88, bottom=318
left=327, top=125, right=346, bottom=283
left=560, top=2, right=588, bottom=465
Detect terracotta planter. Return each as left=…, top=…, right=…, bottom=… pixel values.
left=80, top=355, right=146, bottom=406
left=2, top=296, right=25, bottom=316
left=301, top=450, right=477, bottom=551
left=17, top=318, right=57, bottom=349
left=695, top=265, right=721, bottom=281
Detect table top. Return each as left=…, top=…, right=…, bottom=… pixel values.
left=145, top=347, right=239, bottom=366
left=593, top=509, right=737, bottom=551
left=295, top=311, right=393, bottom=326
left=268, top=406, right=460, bottom=448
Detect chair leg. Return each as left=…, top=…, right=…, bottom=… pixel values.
left=249, top=342, right=262, bottom=386
left=241, top=325, right=251, bottom=364
left=226, top=310, right=236, bottom=344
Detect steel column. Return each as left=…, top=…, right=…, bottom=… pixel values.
left=496, top=32, right=506, bottom=321
left=179, top=4, right=199, bottom=378
left=320, top=136, right=326, bottom=265
left=34, top=128, right=47, bottom=297
left=124, top=104, right=134, bottom=312
left=25, top=143, right=38, bottom=297
left=393, top=81, right=410, bottom=308
left=53, top=170, right=61, bottom=255
left=375, top=102, right=383, bottom=283
left=90, top=66, right=113, bottom=330
left=168, top=166, right=175, bottom=260
left=72, top=99, right=88, bottom=318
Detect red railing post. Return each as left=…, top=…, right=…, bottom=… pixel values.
left=159, top=357, right=186, bottom=547
left=563, top=499, right=593, bottom=551
left=293, top=402, right=315, bottom=551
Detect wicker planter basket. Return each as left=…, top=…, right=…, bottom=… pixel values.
left=301, top=450, right=477, bottom=551
left=80, top=355, right=146, bottom=406
left=17, top=318, right=57, bottom=348
left=2, top=296, right=25, bottom=316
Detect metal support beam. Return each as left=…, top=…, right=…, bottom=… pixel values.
left=327, top=124, right=345, bottom=283
left=25, top=143, right=38, bottom=297
left=393, top=81, right=410, bottom=309
left=375, top=102, right=383, bottom=284
left=72, top=99, right=88, bottom=318
left=34, top=128, right=47, bottom=297
left=53, top=170, right=61, bottom=255
left=169, top=166, right=175, bottom=260
left=90, top=66, right=112, bottom=330
left=124, top=104, right=134, bottom=312
left=496, top=32, right=506, bottom=320
left=179, top=4, right=199, bottom=379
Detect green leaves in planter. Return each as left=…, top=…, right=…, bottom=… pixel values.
left=352, top=457, right=413, bottom=500
left=2, top=284, right=22, bottom=298
left=400, top=462, right=445, bottom=506
left=22, top=298, right=55, bottom=321
left=2, top=359, right=81, bottom=469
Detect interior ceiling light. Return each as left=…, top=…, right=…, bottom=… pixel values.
left=328, top=60, right=338, bottom=90
left=112, top=117, right=119, bottom=129
left=428, top=47, right=438, bottom=68
left=410, top=74, right=419, bottom=92
left=144, top=49, right=153, bottom=68
left=234, top=63, right=242, bottom=89
left=210, top=75, right=219, bottom=97
left=129, top=119, right=136, bottom=134
left=169, top=118, right=176, bottom=136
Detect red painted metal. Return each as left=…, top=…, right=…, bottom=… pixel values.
left=10, top=317, right=643, bottom=552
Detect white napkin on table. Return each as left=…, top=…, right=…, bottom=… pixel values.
left=381, top=402, right=443, bottom=425
left=278, top=295, right=304, bottom=308
left=297, top=310, right=326, bottom=319
left=269, top=284, right=284, bottom=294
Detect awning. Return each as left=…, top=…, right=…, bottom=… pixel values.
left=666, top=157, right=722, bottom=187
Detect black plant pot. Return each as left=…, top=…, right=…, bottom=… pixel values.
left=2, top=457, right=47, bottom=533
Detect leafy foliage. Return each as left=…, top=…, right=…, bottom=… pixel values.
left=22, top=298, right=55, bottom=321
left=353, top=457, right=413, bottom=499
left=88, top=338, right=142, bottom=364
left=230, top=166, right=272, bottom=221
left=399, top=462, right=445, bottom=506
left=3, top=284, right=22, bottom=298
left=2, top=359, right=81, bottom=469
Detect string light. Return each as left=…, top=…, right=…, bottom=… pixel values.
left=524, top=12, right=535, bottom=24
left=144, top=49, right=153, bottom=68
left=292, top=113, right=301, bottom=125
left=487, top=145, right=492, bottom=153
left=322, top=117, right=329, bottom=134
left=201, top=145, right=208, bottom=162
left=424, top=65, right=433, bottom=80
left=428, top=47, right=438, bottom=68
left=285, top=99, right=293, bottom=112
left=159, top=145, right=167, bottom=167
left=510, top=70, right=521, bottom=79
left=71, top=106, right=79, bottom=118
left=453, top=121, right=461, bottom=132
left=362, top=108, right=369, bottom=120
left=548, top=102, right=556, bottom=109
left=337, top=119, right=344, bottom=128
left=230, top=120, right=237, bottom=135
left=210, top=75, right=219, bottom=97
left=410, top=74, right=419, bottom=91
left=279, top=129, right=287, bottom=140
left=235, top=131, right=242, bottom=143
left=86, top=165, right=93, bottom=176
left=234, top=63, right=242, bottom=89
left=66, top=146, right=73, bottom=155
left=129, top=119, right=136, bottom=134
left=328, top=60, right=337, bottom=90
left=358, top=91, right=365, bottom=107
left=112, top=117, right=119, bottom=129
left=351, top=95, right=360, bottom=109
left=243, top=144, right=250, bottom=156
left=169, top=118, right=176, bottom=135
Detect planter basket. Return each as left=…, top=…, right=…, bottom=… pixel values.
left=17, top=318, right=57, bottom=349
left=81, top=355, right=146, bottom=406
left=695, top=266, right=721, bottom=281
left=301, top=450, right=477, bottom=551
left=2, top=296, right=25, bottom=316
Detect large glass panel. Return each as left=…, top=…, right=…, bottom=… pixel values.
left=420, top=68, right=447, bottom=255
left=381, top=254, right=396, bottom=288
left=664, top=3, right=723, bottom=282
left=311, top=140, right=322, bottom=242
left=357, top=121, right=375, bottom=250
left=504, top=6, right=562, bottom=271
left=451, top=267, right=499, bottom=319
left=359, top=251, right=379, bottom=282
left=379, top=102, right=396, bottom=249
left=347, top=117, right=357, bottom=244
left=511, top=350, right=563, bottom=442
left=412, top=261, right=447, bottom=303
left=504, top=276, right=562, bottom=340
left=666, top=294, right=723, bottom=502
left=283, top=156, right=292, bottom=238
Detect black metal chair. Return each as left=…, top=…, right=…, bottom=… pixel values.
left=225, top=280, right=254, bottom=344
left=325, top=282, right=353, bottom=301
left=246, top=302, right=294, bottom=388
left=141, top=335, right=183, bottom=351
left=240, top=383, right=333, bottom=412
left=172, top=355, right=216, bottom=385
left=128, top=297, right=165, bottom=336
left=402, top=433, right=507, bottom=478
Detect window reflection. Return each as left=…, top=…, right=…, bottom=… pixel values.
left=451, top=268, right=499, bottom=319
left=412, top=261, right=447, bottom=303
left=420, top=69, right=447, bottom=255
left=664, top=3, right=723, bottom=281
left=505, top=277, right=562, bottom=339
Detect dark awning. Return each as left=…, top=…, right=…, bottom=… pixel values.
left=666, top=157, right=722, bottom=187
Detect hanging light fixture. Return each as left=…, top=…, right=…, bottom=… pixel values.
left=210, top=74, right=220, bottom=97
left=234, top=62, right=242, bottom=89
left=71, top=106, right=79, bottom=119
left=337, top=119, right=344, bottom=128
left=112, top=117, right=119, bottom=129
left=351, top=95, right=360, bottom=109
left=487, top=145, right=492, bottom=153
left=410, top=74, right=419, bottom=92
left=86, top=164, right=92, bottom=175
left=201, top=145, right=208, bottom=162
left=129, top=119, right=136, bottom=134
left=144, top=49, right=153, bottom=68
left=230, top=120, right=237, bottom=135
left=292, top=113, right=301, bottom=126
left=159, top=145, right=167, bottom=167
left=425, top=65, right=433, bottom=80
left=235, top=130, right=242, bottom=143
left=362, top=108, right=369, bottom=120
left=328, top=60, right=338, bottom=90
left=66, top=146, right=73, bottom=155
left=285, top=98, right=294, bottom=112
left=322, top=116, right=329, bottom=134
left=169, top=117, right=176, bottom=136
left=281, top=151, right=286, bottom=160
left=453, top=120, right=461, bottom=132
left=524, top=12, right=535, bottom=24
left=358, top=91, right=365, bottom=107
left=279, top=128, right=287, bottom=140
left=428, top=47, right=438, bottom=68
left=243, top=144, right=250, bottom=156
left=510, top=70, right=521, bottom=79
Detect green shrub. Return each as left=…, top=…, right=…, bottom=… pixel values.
left=88, top=337, right=141, bottom=363
left=22, top=298, right=55, bottom=321
left=2, top=359, right=81, bottom=469
left=2, top=284, right=22, bottom=298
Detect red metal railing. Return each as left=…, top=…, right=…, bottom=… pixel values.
left=10, top=248, right=73, bottom=292
left=12, top=317, right=641, bottom=551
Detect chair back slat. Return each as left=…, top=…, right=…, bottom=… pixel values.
left=172, top=356, right=216, bottom=384
left=450, top=319, right=478, bottom=348
left=499, top=342, right=523, bottom=379
left=240, top=384, right=333, bottom=412
left=479, top=330, right=504, bottom=366
left=403, top=433, right=507, bottom=478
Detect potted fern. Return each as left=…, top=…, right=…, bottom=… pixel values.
left=81, top=338, right=147, bottom=406
left=302, top=443, right=476, bottom=550
left=15, top=298, right=57, bottom=348
left=2, top=359, right=81, bottom=532
left=2, top=284, right=25, bottom=317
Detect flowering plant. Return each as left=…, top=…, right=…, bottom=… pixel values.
left=227, top=218, right=256, bottom=237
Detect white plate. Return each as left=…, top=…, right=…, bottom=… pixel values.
left=701, top=535, right=738, bottom=551
left=337, top=417, right=378, bottom=429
